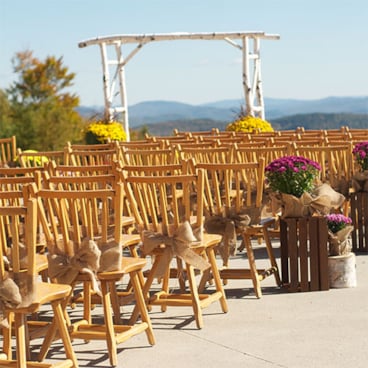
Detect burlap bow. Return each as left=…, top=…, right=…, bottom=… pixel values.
left=0, top=273, right=35, bottom=328
left=141, top=221, right=210, bottom=278
left=328, top=226, right=354, bottom=256
left=352, top=171, right=368, bottom=192
left=271, top=183, right=346, bottom=218
left=204, top=209, right=251, bottom=264
left=48, top=237, right=122, bottom=295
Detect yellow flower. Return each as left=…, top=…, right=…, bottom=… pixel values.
left=226, top=116, right=274, bottom=133
left=85, top=121, right=127, bottom=143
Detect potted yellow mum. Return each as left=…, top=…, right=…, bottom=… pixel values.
left=226, top=115, right=273, bottom=133
left=85, top=121, right=127, bottom=144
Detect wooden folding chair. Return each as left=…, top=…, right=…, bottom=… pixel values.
left=16, top=148, right=66, bottom=168
left=123, top=169, right=228, bottom=329
left=120, top=146, right=179, bottom=166
left=0, top=171, right=48, bottom=270
left=64, top=143, right=119, bottom=166
left=0, top=136, right=17, bottom=167
left=197, top=160, right=281, bottom=298
left=0, top=196, right=78, bottom=368
left=34, top=179, right=155, bottom=366
left=177, top=145, right=235, bottom=164
left=234, top=143, right=292, bottom=167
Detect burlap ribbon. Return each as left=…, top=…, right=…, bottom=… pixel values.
left=331, top=177, right=351, bottom=198
left=48, top=237, right=122, bottom=295
left=204, top=209, right=251, bottom=264
left=141, top=221, right=210, bottom=278
left=0, top=245, right=37, bottom=327
left=0, top=273, right=35, bottom=328
left=328, top=226, right=354, bottom=256
left=271, top=183, right=346, bottom=218
left=352, top=171, right=368, bottom=192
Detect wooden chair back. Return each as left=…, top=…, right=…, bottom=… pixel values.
left=178, top=145, right=234, bottom=164
left=124, top=171, right=204, bottom=235
left=196, top=159, right=266, bottom=218
left=121, top=146, right=179, bottom=166
left=0, top=196, right=37, bottom=279
left=65, top=146, right=119, bottom=166
left=16, top=148, right=66, bottom=168
left=292, top=142, right=354, bottom=187
left=37, top=184, right=123, bottom=251
left=0, top=136, right=17, bottom=167
left=234, top=144, right=292, bottom=166
left=46, top=160, right=115, bottom=177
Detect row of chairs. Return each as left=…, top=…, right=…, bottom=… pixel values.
left=1, top=134, right=361, bottom=197
left=0, top=151, right=285, bottom=366
left=0, top=166, right=156, bottom=366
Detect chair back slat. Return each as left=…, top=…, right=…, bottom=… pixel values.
left=0, top=197, right=37, bottom=278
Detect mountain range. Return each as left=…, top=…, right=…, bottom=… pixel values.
left=78, top=96, right=368, bottom=127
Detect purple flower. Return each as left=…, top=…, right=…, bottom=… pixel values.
left=265, top=155, right=321, bottom=197
left=325, top=214, right=352, bottom=233
left=353, top=141, right=368, bottom=170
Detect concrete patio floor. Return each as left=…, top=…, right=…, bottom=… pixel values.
left=27, top=241, right=368, bottom=368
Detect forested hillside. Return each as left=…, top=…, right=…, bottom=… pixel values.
left=138, top=113, right=368, bottom=137
left=271, top=113, right=368, bottom=131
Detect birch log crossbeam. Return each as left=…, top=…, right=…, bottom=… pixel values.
left=78, top=31, right=280, bottom=141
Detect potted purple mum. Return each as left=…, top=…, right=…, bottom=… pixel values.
left=352, top=141, right=368, bottom=192
left=265, top=155, right=345, bottom=218
left=265, top=155, right=321, bottom=198
left=325, top=213, right=356, bottom=288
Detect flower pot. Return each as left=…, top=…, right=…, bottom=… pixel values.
left=328, top=252, right=357, bottom=288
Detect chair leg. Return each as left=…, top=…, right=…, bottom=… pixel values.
left=206, top=247, right=228, bottom=313
left=160, top=267, right=170, bottom=312
left=185, top=264, right=203, bottom=329
left=129, top=270, right=155, bottom=345
left=262, top=227, right=282, bottom=287
left=130, top=256, right=161, bottom=324
left=100, top=281, right=118, bottom=367
left=14, top=313, right=27, bottom=368
left=109, top=281, right=122, bottom=325
left=175, top=257, right=186, bottom=292
left=51, top=300, right=79, bottom=368
left=242, top=234, right=262, bottom=298
left=38, top=296, right=72, bottom=362
left=83, top=280, right=93, bottom=324
left=2, top=312, right=13, bottom=359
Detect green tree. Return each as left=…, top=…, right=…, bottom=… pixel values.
left=7, top=50, right=85, bottom=150
left=0, top=89, right=13, bottom=137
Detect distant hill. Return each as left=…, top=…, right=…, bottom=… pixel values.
left=271, top=113, right=368, bottom=131
left=135, top=113, right=368, bottom=137
left=128, top=100, right=236, bottom=127
left=127, top=96, right=368, bottom=126
left=76, top=96, right=368, bottom=134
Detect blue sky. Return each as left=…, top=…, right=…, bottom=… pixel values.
left=1, top=0, right=367, bottom=107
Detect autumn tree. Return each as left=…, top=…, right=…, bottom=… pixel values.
left=0, top=89, right=13, bottom=137
left=7, top=50, right=85, bottom=150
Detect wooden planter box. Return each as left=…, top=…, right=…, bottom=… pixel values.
left=280, top=217, right=329, bottom=292
left=350, top=191, right=368, bottom=252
